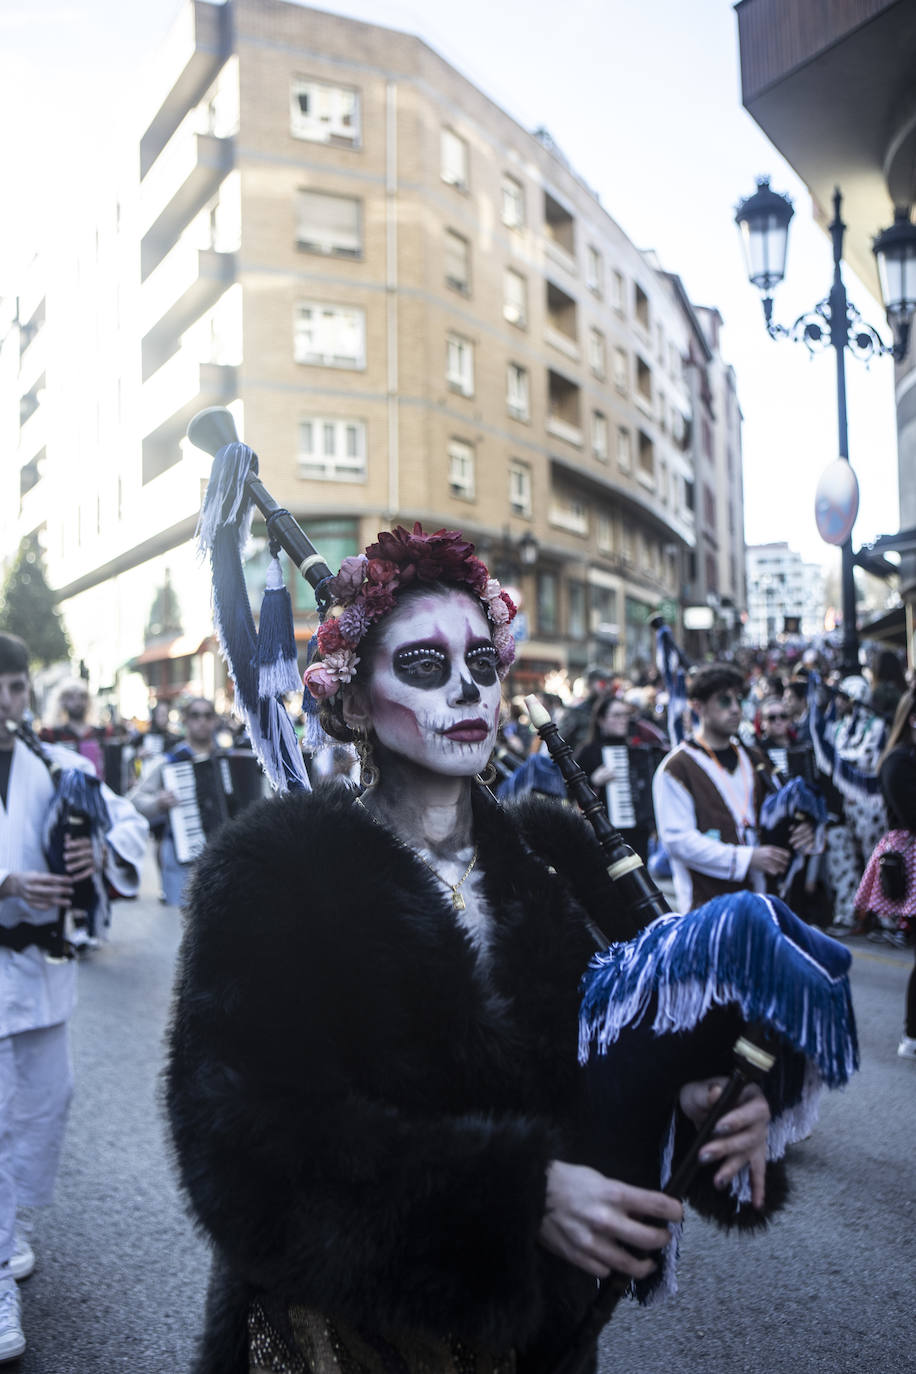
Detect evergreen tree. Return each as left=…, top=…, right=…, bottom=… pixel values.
left=0, top=531, right=71, bottom=665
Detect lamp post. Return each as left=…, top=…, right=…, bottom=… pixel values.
left=735, top=179, right=916, bottom=673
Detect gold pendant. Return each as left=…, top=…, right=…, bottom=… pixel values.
left=452, top=889, right=466, bottom=911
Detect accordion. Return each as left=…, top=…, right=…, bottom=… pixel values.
left=162, top=750, right=264, bottom=864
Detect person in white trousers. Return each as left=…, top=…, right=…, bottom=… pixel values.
left=0, top=633, right=148, bottom=1362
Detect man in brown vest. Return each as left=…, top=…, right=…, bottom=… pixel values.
left=652, top=664, right=814, bottom=913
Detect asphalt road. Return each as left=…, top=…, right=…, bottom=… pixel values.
left=12, top=859, right=916, bottom=1374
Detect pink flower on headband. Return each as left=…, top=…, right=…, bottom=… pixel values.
left=303, top=523, right=517, bottom=704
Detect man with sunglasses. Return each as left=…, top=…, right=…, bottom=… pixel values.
left=128, top=698, right=223, bottom=906
left=653, top=664, right=814, bottom=914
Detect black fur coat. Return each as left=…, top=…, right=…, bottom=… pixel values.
left=166, top=785, right=785, bottom=1374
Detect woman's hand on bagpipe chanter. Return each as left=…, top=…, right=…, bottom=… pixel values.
left=538, top=1160, right=683, bottom=1280
left=678, top=1078, right=770, bottom=1208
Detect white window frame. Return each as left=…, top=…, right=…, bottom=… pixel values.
left=588, top=327, right=605, bottom=378
left=446, top=333, right=474, bottom=396
left=444, top=228, right=470, bottom=293
left=448, top=438, right=476, bottom=499
left=506, top=363, right=530, bottom=421
left=586, top=245, right=602, bottom=295
left=611, top=270, right=625, bottom=314
left=298, top=417, right=367, bottom=482
left=295, top=189, right=362, bottom=259
left=290, top=78, right=360, bottom=147
left=503, top=268, right=528, bottom=327
left=509, top=460, right=532, bottom=517
left=613, top=346, right=628, bottom=393
left=597, top=512, right=615, bottom=553
left=617, top=426, right=631, bottom=472
left=592, top=410, right=608, bottom=461
left=294, top=302, right=366, bottom=370
left=502, top=173, right=525, bottom=229
left=441, top=127, right=469, bottom=190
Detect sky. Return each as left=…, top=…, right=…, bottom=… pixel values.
left=0, top=0, right=902, bottom=573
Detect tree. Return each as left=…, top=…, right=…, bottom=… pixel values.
left=0, top=531, right=71, bottom=666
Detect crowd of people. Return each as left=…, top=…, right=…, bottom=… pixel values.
left=0, top=584, right=913, bottom=1367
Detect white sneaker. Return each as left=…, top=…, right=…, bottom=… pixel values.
left=898, top=1035, right=916, bottom=1059
left=8, top=1232, right=33, bottom=1282
left=0, top=1272, right=25, bottom=1361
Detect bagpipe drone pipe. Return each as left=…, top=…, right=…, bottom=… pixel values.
left=524, top=697, right=857, bottom=1374
left=186, top=409, right=859, bottom=1363
left=4, top=718, right=110, bottom=955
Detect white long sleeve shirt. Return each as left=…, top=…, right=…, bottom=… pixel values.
left=0, top=739, right=148, bottom=1037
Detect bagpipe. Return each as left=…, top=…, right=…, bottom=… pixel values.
left=3, top=718, right=110, bottom=956
left=806, top=671, right=886, bottom=810
left=187, top=409, right=858, bottom=1365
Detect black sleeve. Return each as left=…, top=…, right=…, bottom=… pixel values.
left=880, top=749, right=916, bottom=831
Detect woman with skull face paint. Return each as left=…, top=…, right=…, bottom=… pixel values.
left=166, top=527, right=772, bottom=1374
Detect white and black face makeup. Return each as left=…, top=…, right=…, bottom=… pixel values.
left=361, top=591, right=501, bottom=777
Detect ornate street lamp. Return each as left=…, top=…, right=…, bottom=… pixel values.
left=735, top=180, right=914, bottom=672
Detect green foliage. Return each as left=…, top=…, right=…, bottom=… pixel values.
left=0, top=532, right=71, bottom=666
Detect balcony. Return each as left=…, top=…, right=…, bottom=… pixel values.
left=140, top=116, right=235, bottom=278
left=141, top=343, right=236, bottom=480
left=140, top=0, right=229, bottom=177
left=141, top=241, right=236, bottom=378
left=18, top=400, right=46, bottom=464
left=546, top=415, right=584, bottom=448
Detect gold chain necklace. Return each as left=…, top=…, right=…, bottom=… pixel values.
left=355, top=797, right=479, bottom=911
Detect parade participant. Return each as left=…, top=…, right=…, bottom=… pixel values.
left=128, top=697, right=242, bottom=907
left=166, top=528, right=772, bottom=1374
left=0, top=633, right=147, bottom=1363
left=822, top=676, right=887, bottom=933
left=574, top=694, right=665, bottom=863
left=653, top=664, right=814, bottom=914
left=854, top=688, right=916, bottom=1055
left=39, top=679, right=113, bottom=783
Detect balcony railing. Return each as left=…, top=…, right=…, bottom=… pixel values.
left=141, top=117, right=235, bottom=278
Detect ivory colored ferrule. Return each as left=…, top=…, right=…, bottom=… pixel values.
left=299, top=553, right=328, bottom=577
left=734, top=1036, right=776, bottom=1073
left=524, top=694, right=551, bottom=729
left=607, top=854, right=644, bottom=880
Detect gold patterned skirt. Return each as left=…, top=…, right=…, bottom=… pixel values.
left=249, top=1300, right=516, bottom=1374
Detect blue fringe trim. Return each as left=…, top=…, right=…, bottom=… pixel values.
left=197, top=443, right=310, bottom=793
left=257, top=557, right=302, bottom=699
left=579, top=891, right=858, bottom=1089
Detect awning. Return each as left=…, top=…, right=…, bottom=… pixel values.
left=858, top=604, right=906, bottom=645
left=129, top=634, right=212, bottom=667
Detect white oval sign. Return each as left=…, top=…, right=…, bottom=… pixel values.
left=814, top=459, right=859, bottom=546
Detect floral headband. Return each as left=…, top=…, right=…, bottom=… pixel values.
left=302, top=524, right=517, bottom=702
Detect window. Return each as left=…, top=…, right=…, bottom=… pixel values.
left=507, top=363, right=530, bottom=421
left=294, top=303, right=365, bottom=369
left=586, top=246, right=602, bottom=295
left=592, top=410, right=608, bottom=461
left=568, top=581, right=586, bottom=639
left=537, top=571, right=559, bottom=635
left=441, top=128, right=469, bottom=190
left=446, top=333, right=474, bottom=396
left=504, top=269, right=528, bottom=327
left=597, top=513, right=615, bottom=553
left=290, top=78, right=359, bottom=146
left=634, top=283, right=650, bottom=330
left=611, top=270, right=625, bottom=313
left=591, top=583, right=618, bottom=636
left=549, top=494, right=588, bottom=536
left=444, top=229, right=470, bottom=293
left=613, top=347, right=628, bottom=393
left=295, top=190, right=362, bottom=258
left=502, top=174, right=525, bottom=228
left=448, top=438, right=475, bottom=498
left=298, top=418, right=367, bottom=482
left=509, top=459, right=532, bottom=516
left=588, top=327, right=605, bottom=377
left=617, top=426, right=631, bottom=471
left=638, top=430, right=655, bottom=481
left=546, top=280, right=577, bottom=342
left=684, top=477, right=695, bottom=512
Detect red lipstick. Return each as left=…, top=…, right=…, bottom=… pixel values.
left=442, top=718, right=489, bottom=743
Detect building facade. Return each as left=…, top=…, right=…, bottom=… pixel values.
left=5, top=0, right=748, bottom=709
left=745, top=541, right=825, bottom=646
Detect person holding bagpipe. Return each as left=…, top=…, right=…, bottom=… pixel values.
left=166, top=413, right=857, bottom=1374
left=0, top=633, right=148, bottom=1363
